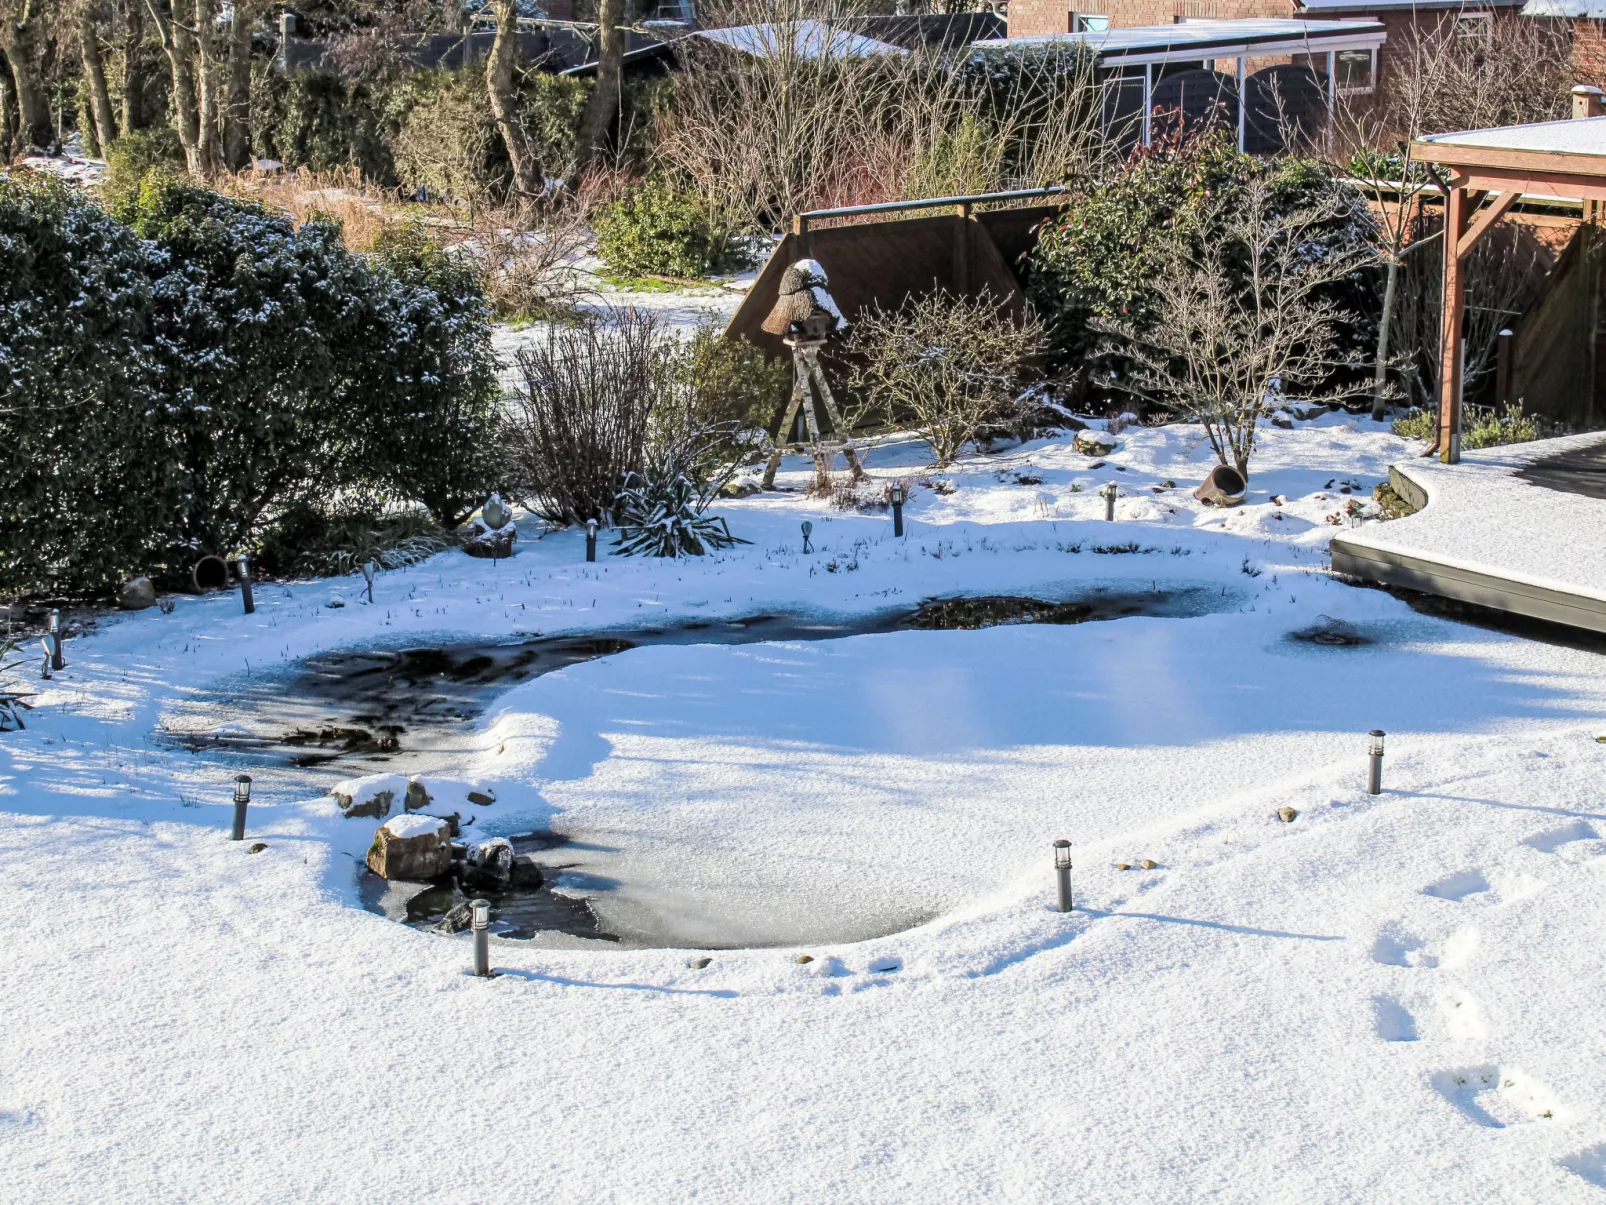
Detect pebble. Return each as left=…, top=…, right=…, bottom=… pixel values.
left=1114, top=863, right=1131, bottom=871
left=1278, top=807, right=1299, bottom=823
left=687, top=956, right=712, bottom=970
left=248, top=842, right=267, bottom=854
left=794, top=955, right=814, bottom=964
left=1139, top=859, right=1157, bottom=870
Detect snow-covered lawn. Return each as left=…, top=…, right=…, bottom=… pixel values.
left=5, top=416, right=1606, bottom=1203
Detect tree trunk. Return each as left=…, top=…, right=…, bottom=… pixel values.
left=485, top=0, right=542, bottom=201
left=1371, top=255, right=1400, bottom=422
left=0, top=1, right=52, bottom=150
left=222, top=0, right=251, bottom=170
left=81, top=7, right=120, bottom=154
left=122, top=0, right=146, bottom=132
left=146, top=0, right=202, bottom=172
left=574, top=0, right=626, bottom=173
left=0, top=55, right=15, bottom=160
left=193, top=0, right=222, bottom=175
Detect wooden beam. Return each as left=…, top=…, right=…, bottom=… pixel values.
left=1440, top=165, right=1606, bottom=202
left=1438, top=185, right=1469, bottom=464
left=1456, top=189, right=1522, bottom=261
left=1412, top=139, right=1606, bottom=179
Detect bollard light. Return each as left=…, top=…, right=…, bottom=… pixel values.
left=890, top=483, right=905, bottom=538
left=801, top=520, right=814, bottom=555
left=237, top=555, right=255, bottom=615
left=47, top=609, right=65, bottom=670
left=362, top=560, right=376, bottom=604
left=1053, top=839, right=1073, bottom=913
left=1101, top=483, right=1117, bottom=522
left=585, top=518, right=598, bottom=563
left=471, top=897, right=491, bottom=977
left=1367, top=729, right=1386, bottom=795
left=231, top=774, right=252, bottom=841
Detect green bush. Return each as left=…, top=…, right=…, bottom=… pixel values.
left=101, top=128, right=186, bottom=210
left=1392, top=402, right=1538, bottom=448
left=1027, top=132, right=1377, bottom=395
left=669, top=323, right=790, bottom=460
left=0, top=177, right=500, bottom=596
left=252, top=67, right=398, bottom=181
left=254, top=503, right=457, bottom=578
left=593, top=179, right=750, bottom=279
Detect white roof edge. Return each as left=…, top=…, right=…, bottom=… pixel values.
left=1420, top=114, right=1606, bottom=156
left=1519, top=0, right=1606, bottom=14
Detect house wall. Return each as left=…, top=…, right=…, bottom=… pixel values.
left=1574, top=18, right=1606, bottom=80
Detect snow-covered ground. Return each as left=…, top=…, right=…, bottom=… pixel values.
left=5, top=415, right=1606, bottom=1203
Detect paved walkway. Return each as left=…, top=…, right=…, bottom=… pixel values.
left=1331, top=432, right=1606, bottom=633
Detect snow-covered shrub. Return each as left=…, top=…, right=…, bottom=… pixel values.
left=846, top=289, right=1045, bottom=468
left=0, top=177, right=499, bottom=595
left=592, top=178, right=750, bottom=279
left=612, top=446, right=749, bottom=558
left=0, top=175, right=166, bottom=594
left=506, top=307, right=670, bottom=526
left=254, top=504, right=458, bottom=578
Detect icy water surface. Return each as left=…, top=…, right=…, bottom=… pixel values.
left=158, top=586, right=1241, bottom=949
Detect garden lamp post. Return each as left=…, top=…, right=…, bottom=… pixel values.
left=890, top=483, right=905, bottom=537
left=586, top=519, right=598, bottom=563
left=362, top=560, right=376, bottom=604
left=471, top=898, right=491, bottom=977
left=1053, top=839, right=1073, bottom=912
left=47, top=610, right=65, bottom=671
left=1367, top=730, right=1386, bottom=795
left=801, top=521, right=813, bottom=555
left=237, top=555, right=255, bottom=615
left=231, top=774, right=252, bottom=841
left=1101, top=482, right=1117, bottom=522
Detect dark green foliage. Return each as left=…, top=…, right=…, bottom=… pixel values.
left=101, top=128, right=186, bottom=211
left=0, top=175, right=165, bottom=593
left=1027, top=132, right=1378, bottom=395
left=254, top=502, right=457, bottom=578
left=0, top=635, right=33, bottom=730
left=0, top=177, right=500, bottom=596
left=366, top=222, right=505, bottom=525
left=593, top=178, right=751, bottom=279
left=252, top=67, right=398, bottom=181
left=612, top=447, right=749, bottom=558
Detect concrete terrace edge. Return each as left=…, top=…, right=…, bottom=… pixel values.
left=1332, top=452, right=1606, bottom=635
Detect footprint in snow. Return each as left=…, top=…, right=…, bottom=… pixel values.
left=1523, top=820, right=1604, bottom=864
left=1422, top=868, right=1547, bottom=908
left=1430, top=1065, right=1566, bottom=1128
left=1372, top=995, right=1418, bottom=1042
left=1560, top=1143, right=1606, bottom=1189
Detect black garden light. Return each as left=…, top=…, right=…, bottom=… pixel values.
left=231, top=774, right=252, bottom=841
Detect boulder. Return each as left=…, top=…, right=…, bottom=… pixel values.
left=463, top=837, right=514, bottom=887
left=366, top=815, right=452, bottom=881
left=335, top=787, right=395, bottom=820
left=118, top=577, right=157, bottom=611
left=463, top=521, right=516, bottom=560
left=404, top=778, right=431, bottom=812
left=466, top=789, right=495, bottom=807
left=431, top=901, right=474, bottom=934
left=510, top=853, right=544, bottom=888
left=1073, top=430, right=1118, bottom=457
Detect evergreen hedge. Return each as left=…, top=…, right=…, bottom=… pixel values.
left=0, top=175, right=501, bottom=596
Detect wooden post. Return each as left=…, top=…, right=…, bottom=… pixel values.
left=1495, top=328, right=1513, bottom=408
left=1438, top=185, right=1469, bottom=463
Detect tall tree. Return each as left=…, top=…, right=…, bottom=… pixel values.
left=146, top=0, right=201, bottom=170
left=79, top=0, right=119, bottom=152
left=222, top=0, right=250, bottom=169
left=485, top=0, right=541, bottom=201
left=121, top=0, right=144, bottom=132
left=0, top=0, right=52, bottom=150
left=574, top=0, right=627, bottom=172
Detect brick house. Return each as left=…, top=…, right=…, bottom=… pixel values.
left=1521, top=1, right=1606, bottom=79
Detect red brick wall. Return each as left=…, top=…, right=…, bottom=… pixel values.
left=1575, top=19, right=1606, bottom=82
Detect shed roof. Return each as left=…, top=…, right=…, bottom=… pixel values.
left=1421, top=115, right=1606, bottom=158
left=1518, top=0, right=1606, bottom=15
left=1298, top=0, right=1520, bottom=9
left=974, top=18, right=1385, bottom=65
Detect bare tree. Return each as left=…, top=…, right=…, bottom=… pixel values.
left=485, top=0, right=542, bottom=202
left=1095, top=180, right=1377, bottom=479
left=848, top=289, right=1045, bottom=468
left=78, top=0, right=120, bottom=152
left=575, top=0, right=628, bottom=173
left=0, top=0, right=51, bottom=149
left=120, top=0, right=145, bottom=132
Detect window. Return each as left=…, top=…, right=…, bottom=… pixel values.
left=1456, top=12, right=1492, bottom=43
left=1336, top=47, right=1376, bottom=93
left=1077, top=14, right=1110, bottom=31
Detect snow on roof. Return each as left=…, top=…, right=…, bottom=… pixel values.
left=974, top=18, right=1385, bottom=60
left=1520, top=0, right=1606, bottom=14
left=1299, top=0, right=1520, bottom=8
left=694, top=19, right=908, bottom=60
left=1420, top=114, right=1606, bottom=158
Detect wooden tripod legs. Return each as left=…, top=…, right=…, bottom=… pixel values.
left=760, top=344, right=865, bottom=491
